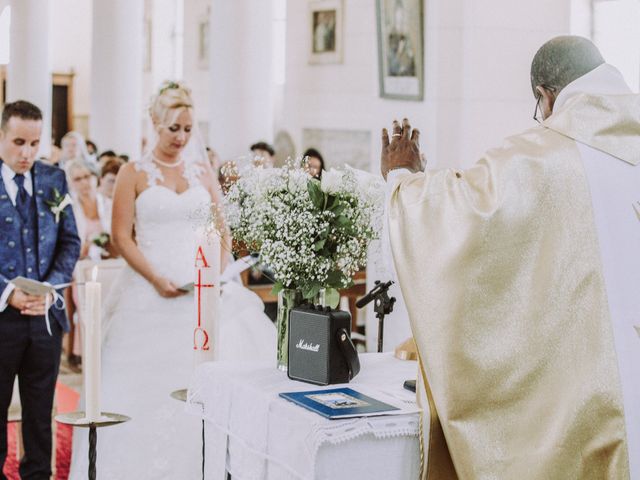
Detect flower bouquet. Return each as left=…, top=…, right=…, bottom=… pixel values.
left=224, top=160, right=383, bottom=369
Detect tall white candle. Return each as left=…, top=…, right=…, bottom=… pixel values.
left=84, top=266, right=102, bottom=422
left=193, top=230, right=221, bottom=365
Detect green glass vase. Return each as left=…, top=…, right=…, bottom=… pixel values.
left=276, top=288, right=326, bottom=371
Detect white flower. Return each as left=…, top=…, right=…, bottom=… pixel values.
left=320, top=168, right=344, bottom=194
left=50, top=194, right=72, bottom=223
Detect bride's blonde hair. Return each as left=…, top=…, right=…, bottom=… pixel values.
left=149, top=80, right=193, bottom=128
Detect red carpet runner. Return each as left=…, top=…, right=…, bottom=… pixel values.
left=3, top=382, right=79, bottom=480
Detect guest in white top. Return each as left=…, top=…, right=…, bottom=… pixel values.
left=96, top=157, right=123, bottom=236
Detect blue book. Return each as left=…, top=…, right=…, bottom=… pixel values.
left=279, top=387, right=401, bottom=419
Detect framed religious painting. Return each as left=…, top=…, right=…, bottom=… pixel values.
left=376, top=0, right=424, bottom=101
left=309, top=0, right=343, bottom=64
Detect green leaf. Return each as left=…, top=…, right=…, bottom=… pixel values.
left=313, top=239, right=326, bottom=251
left=325, top=288, right=340, bottom=308
left=307, top=180, right=325, bottom=210
left=330, top=203, right=346, bottom=216
left=271, top=282, right=284, bottom=295
left=326, top=270, right=345, bottom=286
left=335, top=215, right=351, bottom=228
left=302, top=283, right=321, bottom=301
left=325, top=195, right=336, bottom=210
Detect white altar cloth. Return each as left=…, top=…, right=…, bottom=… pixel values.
left=186, top=353, right=421, bottom=480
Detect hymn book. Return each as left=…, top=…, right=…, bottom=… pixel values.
left=279, top=387, right=418, bottom=420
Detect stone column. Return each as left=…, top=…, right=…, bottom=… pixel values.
left=90, top=0, right=144, bottom=158
left=208, top=0, right=274, bottom=160
left=7, top=0, right=52, bottom=157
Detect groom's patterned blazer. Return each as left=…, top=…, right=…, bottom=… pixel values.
left=0, top=159, right=81, bottom=331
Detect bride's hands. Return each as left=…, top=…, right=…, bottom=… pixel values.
left=151, top=276, right=185, bottom=298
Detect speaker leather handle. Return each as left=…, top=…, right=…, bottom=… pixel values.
left=336, top=328, right=360, bottom=380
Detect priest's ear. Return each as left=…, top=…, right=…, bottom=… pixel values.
left=536, top=85, right=557, bottom=120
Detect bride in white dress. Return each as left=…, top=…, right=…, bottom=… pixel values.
left=70, top=82, right=276, bottom=479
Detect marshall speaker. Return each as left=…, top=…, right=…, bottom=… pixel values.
left=287, top=305, right=360, bottom=385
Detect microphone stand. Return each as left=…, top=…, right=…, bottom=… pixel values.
left=356, top=280, right=396, bottom=353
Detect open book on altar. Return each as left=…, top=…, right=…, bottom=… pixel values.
left=279, top=387, right=419, bottom=420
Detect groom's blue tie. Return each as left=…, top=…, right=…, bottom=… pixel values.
left=13, top=173, right=30, bottom=221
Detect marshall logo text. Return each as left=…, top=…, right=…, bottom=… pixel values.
left=296, top=339, right=320, bottom=353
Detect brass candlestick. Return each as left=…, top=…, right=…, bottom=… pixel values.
left=55, top=411, right=130, bottom=480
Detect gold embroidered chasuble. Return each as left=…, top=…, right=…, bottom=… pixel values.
left=388, top=93, right=640, bottom=479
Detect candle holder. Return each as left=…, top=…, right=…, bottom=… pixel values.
left=55, top=411, right=130, bottom=480
left=170, top=389, right=206, bottom=480
left=170, top=388, right=188, bottom=402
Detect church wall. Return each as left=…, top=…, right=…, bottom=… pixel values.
left=51, top=0, right=92, bottom=137
left=182, top=0, right=212, bottom=144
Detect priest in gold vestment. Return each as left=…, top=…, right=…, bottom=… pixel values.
left=384, top=36, right=639, bottom=479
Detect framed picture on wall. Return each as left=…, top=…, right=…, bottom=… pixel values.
left=309, top=0, right=343, bottom=64
left=376, top=0, right=424, bottom=101
left=198, top=10, right=210, bottom=70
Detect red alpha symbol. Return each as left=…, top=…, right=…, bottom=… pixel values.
left=193, top=246, right=214, bottom=350
left=195, top=246, right=210, bottom=268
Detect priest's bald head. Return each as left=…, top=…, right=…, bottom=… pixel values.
left=530, top=35, right=605, bottom=121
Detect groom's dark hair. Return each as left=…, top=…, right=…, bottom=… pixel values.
left=1, top=100, right=43, bottom=131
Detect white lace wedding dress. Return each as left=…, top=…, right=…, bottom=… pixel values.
left=70, top=158, right=276, bottom=479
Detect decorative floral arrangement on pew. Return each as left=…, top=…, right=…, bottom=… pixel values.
left=223, top=159, right=384, bottom=307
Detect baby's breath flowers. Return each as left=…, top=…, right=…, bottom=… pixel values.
left=223, top=159, right=383, bottom=307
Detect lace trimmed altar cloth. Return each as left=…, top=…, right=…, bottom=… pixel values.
left=186, top=353, right=421, bottom=479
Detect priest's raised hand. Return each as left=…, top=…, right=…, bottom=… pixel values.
left=380, top=118, right=423, bottom=179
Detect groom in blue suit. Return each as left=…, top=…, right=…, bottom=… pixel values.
left=0, top=101, right=80, bottom=479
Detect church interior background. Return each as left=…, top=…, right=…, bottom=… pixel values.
left=0, top=1, right=638, bottom=477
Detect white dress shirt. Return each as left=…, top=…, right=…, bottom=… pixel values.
left=0, top=162, right=34, bottom=311
left=1, top=162, right=33, bottom=205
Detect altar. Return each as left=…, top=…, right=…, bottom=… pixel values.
left=187, top=353, right=421, bottom=480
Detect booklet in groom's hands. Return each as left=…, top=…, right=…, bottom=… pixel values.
left=279, top=387, right=416, bottom=419
left=11, top=277, right=57, bottom=296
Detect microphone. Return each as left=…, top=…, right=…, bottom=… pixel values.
left=356, top=280, right=394, bottom=308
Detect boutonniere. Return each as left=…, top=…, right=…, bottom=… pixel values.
left=92, top=232, right=110, bottom=248
left=45, top=188, right=73, bottom=223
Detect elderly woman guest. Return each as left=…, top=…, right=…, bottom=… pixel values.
left=60, top=131, right=99, bottom=173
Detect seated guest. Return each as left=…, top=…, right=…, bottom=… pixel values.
left=250, top=141, right=275, bottom=168
left=303, top=147, right=325, bottom=179
left=97, top=157, right=123, bottom=240
left=98, top=149, right=119, bottom=168
left=85, top=139, right=98, bottom=156
left=60, top=131, right=99, bottom=173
